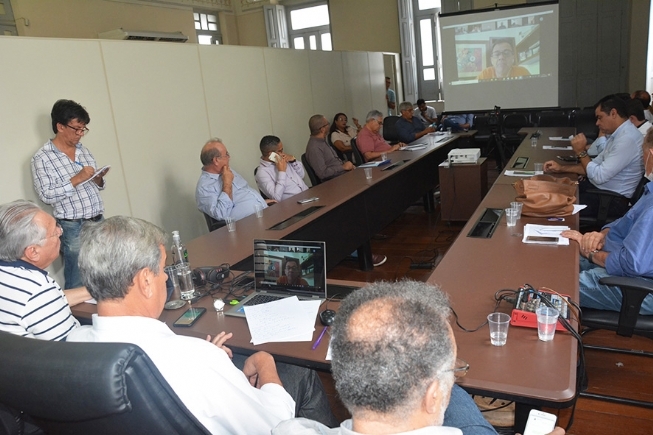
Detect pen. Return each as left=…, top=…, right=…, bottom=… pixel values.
left=75, top=161, right=83, bottom=166
left=312, top=326, right=328, bottom=350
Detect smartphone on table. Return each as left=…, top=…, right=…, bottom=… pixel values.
left=173, top=307, right=206, bottom=327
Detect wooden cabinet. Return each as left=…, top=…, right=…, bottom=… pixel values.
left=439, top=158, right=488, bottom=222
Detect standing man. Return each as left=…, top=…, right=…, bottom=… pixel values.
left=255, top=135, right=308, bottom=202
left=305, top=115, right=354, bottom=182
left=396, top=102, right=436, bottom=144
left=386, top=76, right=396, bottom=116
left=356, top=110, right=403, bottom=162
left=31, top=99, right=108, bottom=289
left=0, top=200, right=89, bottom=340
left=196, top=138, right=271, bottom=222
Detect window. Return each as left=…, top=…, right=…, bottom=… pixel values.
left=287, top=3, right=332, bottom=51
left=194, top=11, right=221, bottom=45
left=413, top=0, right=441, bottom=100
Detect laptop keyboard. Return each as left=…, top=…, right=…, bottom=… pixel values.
left=243, top=294, right=284, bottom=306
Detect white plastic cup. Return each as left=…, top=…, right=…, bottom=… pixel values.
left=225, top=216, right=236, bottom=232
left=364, top=167, right=373, bottom=180
left=487, top=312, right=510, bottom=346
left=505, top=208, right=518, bottom=226
left=534, top=162, right=544, bottom=174
left=536, top=306, right=559, bottom=341
left=381, top=152, right=388, bottom=161
left=176, top=263, right=196, bottom=300
left=531, top=137, right=538, bottom=147
left=447, top=127, right=453, bottom=136
left=255, top=203, right=264, bottom=218
left=510, top=201, right=523, bottom=219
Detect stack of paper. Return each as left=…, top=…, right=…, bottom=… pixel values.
left=522, top=224, right=570, bottom=245
left=359, top=159, right=391, bottom=168
left=243, top=296, right=321, bottom=345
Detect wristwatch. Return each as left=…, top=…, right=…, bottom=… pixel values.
left=588, top=250, right=599, bottom=264
left=577, top=151, right=588, bottom=159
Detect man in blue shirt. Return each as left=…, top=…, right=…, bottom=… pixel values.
left=196, top=138, right=272, bottom=222
left=544, top=96, right=644, bottom=218
left=562, top=129, right=653, bottom=315
left=441, top=113, right=474, bottom=132
left=395, top=101, right=436, bottom=144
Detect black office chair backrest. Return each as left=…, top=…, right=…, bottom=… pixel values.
left=536, top=110, right=570, bottom=127
left=501, top=113, right=530, bottom=132
left=202, top=212, right=226, bottom=232
left=253, top=167, right=270, bottom=200
left=0, top=331, right=211, bottom=435
left=349, top=138, right=364, bottom=166
left=326, top=133, right=347, bottom=162
left=572, top=108, right=599, bottom=140
left=301, top=153, right=321, bottom=186
left=383, top=116, right=401, bottom=144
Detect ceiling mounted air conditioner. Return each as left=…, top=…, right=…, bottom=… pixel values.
left=98, top=28, right=188, bottom=43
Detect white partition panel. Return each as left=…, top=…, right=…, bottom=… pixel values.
left=100, top=40, right=210, bottom=240
left=199, top=45, right=273, bottom=189
left=308, top=50, right=348, bottom=122
left=263, top=48, right=314, bottom=158
left=368, top=52, right=388, bottom=115
left=342, top=51, right=374, bottom=123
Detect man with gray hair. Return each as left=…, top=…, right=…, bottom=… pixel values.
left=356, top=110, right=403, bottom=162
left=0, top=200, right=89, bottom=340
left=196, top=138, right=272, bottom=222
left=275, top=281, right=565, bottom=435
left=67, top=216, right=337, bottom=434
left=396, top=101, right=437, bottom=143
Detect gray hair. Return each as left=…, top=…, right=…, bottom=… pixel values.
left=200, top=137, right=223, bottom=165
left=79, top=216, right=168, bottom=301
left=0, top=200, right=47, bottom=261
left=331, top=280, right=455, bottom=417
left=398, top=101, right=413, bottom=113
left=309, top=114, right=327, bottom=135
left=365, top=110, right=384, bottom=123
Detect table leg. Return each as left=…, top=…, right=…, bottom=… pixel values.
left=357, top=241, right=373, bottom=271
left=423, top=189, right=436, bottom=213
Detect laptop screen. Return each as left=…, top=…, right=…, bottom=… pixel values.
left=254, top=239, right=327, bottom=297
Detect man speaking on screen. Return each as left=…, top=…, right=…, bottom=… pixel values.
left=477, top=38, right=530, bottom=80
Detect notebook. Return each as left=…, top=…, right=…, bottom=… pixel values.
left=225, top=239, right=327, bottom=317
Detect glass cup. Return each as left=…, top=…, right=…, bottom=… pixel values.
left=487, top=312, right=510, bottom=346
left=164, top=265, right=181, bottom=301
left=536, top=306, right=559, bottom=341
left=381, top=152, right=388, bottom=161
left=534, top=162, right=544, bottom=174
left=176, top=263, right=196, bottom=301
left=447, top=127, right=453, bottom=136
left=510, top=201, right=523, bottom=220
left=531, top=137, right=538, bottom=147
left=364, top=167, right=373, bottom=180
left=225, top=216, right=236, bottom=232
left=254, top=203, right=264, bottom=218
left=505, top=208, right=518, bottom=226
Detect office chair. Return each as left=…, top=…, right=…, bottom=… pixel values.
left=471, top=114, right=492, bottom=156
left=349, top=138, right=364, bottom=166
left=326, top=132, right=352, bottom=162
left=580, top=276, right=653, bottom=408
left=0, top=331, right=212, bottom=435
left=535, top=110, right=570, bottom=127
left=253, top=167, right=270, bottom=200
left=579, top=177, right=649, bottom=232
left=301, top=153, right=321, bottom=186
left=202, top=212, right=226, bottom=232
left=571, top=108, right=599, bottom=140
left=382, top=116, right=401, bottom=144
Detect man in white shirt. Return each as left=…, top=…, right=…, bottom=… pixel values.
left=626, top=99, right=653, bottom=136
left=255, top=135, right=308, bottom=201
left=415, top=98, right=438, bottom=125
left=67, top=216, right=336, bottom=434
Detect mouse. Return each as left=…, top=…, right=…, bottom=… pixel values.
left=319, top=309, right=336, bottom=326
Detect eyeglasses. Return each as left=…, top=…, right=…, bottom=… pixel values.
left=442, top=358, right=469, bottom=378
left=491, top=50, right=514, bottom=58
left=286, top=265, right=299, bottom=271
left=64, top=124, right=90, bottom=135
left=41, top=224, right=63, bottom=241
left=319, top=122, right=330, bottom=130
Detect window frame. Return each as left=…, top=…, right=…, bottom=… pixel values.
left=286, top=1, right=332, bottom=51
left=193, top=10, right=222, bottom=45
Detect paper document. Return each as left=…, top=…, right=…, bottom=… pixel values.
left=504, top=170, right=536, bottom=177
left=522, top=224, right=570, bottom=245
left=548, top=136, right=573, bottom=141
left=543, top=145, right=572, bottom=151
left=244, top=296, right=321, bottom=345
left=78, top=165, right=110, bottom=187
left=359, top=159, right=391, bottom=168
left=400, top=144, right=427, bottom=151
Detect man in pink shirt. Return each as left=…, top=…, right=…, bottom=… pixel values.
left=356, top=110, right=403, bottom=162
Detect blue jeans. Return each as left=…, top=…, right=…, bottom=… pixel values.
left=57, top=216, right=104, bottom=289
left=579, top=257, right=653, bottom=315
left=444, top=385, right=498, bottom=434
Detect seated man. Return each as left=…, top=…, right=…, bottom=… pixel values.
left=626, top=99, right=652, bottom=136
left=196, top=138, right=272, bottom=222
left=276, top=258, right=309, bottom=286
left=0, top=200, right=89, bottom=340
left=562, top=129, right=653, bottom=315
left=415, top=98, right=438, bottom=125
left=477, top=38, right=530, bottom=80
left=274, top=281, right=566, bottom=435
left=255, top=135, right=308, bottom=202
left=396, top=101, right=436, bottom=144
left=441, top=113, right=474, bottom=133
left=632, top=89, right=653, bottom=123
left=544, top=96, right=643, bottom=218
left=305, top=114, right=354, bottom=182
left=356, top=110, right=402, bottom=162
left=68, top=216, right=337, bottom=434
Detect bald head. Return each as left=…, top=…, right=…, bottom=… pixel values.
left=309, top=114, right=329, bottom=137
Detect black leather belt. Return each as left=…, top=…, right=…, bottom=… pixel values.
left=58, top=214, right=103, bottom=223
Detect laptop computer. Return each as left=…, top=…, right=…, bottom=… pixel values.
left=225, top=239, right=327, bottom=317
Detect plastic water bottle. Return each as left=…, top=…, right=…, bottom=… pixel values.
left=171, top=231, right=194, bottom=300
left=171, top=231, right=189, bottom=265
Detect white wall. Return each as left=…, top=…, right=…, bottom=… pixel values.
left=0, top=35, right=385, bottom=277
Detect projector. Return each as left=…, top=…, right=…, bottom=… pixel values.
left=448, top=148, right=480, bottom=164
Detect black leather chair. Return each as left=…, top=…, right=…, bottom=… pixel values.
left=202, top=212, right=226, bottom=232
left=579, top=177, right=649, bottom=232
left=349, top=138, right=364, bottom=166
left=471, top=114, right=492, bottom=156
left=571, top=108, right=599, bottom=141
left=382, top=116, right=401, bottom=144
left=253, top=167, right=270, bottom=200
left=0, top=331, right=211, bottom=435
left=301, top=153, right=321, bottom=186
left=580, top=276, right=653, bottom=407
left=499, top=113, right=530, bottom=169
left=535, top=110, right=569, bottom=127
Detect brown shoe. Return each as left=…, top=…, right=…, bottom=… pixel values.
left=372, top=254, right=387, bottom=267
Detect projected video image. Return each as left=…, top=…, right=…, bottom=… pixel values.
left=255, top=242, right=319, bottom=288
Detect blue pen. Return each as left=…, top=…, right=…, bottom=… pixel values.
left=311, top=326, right=328, bottom=350
left=74, top=161, right=83, bottom=166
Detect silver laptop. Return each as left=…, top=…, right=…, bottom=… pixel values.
left=225, top=239, right=327, bottom=317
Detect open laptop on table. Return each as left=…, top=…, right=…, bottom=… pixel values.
left=225, top=239, right=328, bottom=317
